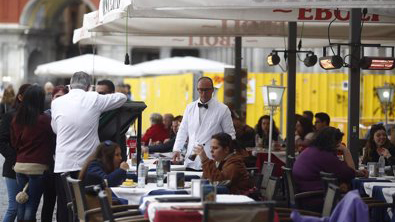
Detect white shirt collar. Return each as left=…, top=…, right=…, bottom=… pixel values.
left=199, top=98, right=213, bottom=105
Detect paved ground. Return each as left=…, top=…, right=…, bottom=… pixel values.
left=0, top=155, right=56, bottom=221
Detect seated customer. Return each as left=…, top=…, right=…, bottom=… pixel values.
left=362, top=124, right=395, bottom=166
left=194, top=133, right=251, bottom=194
left=148, top=115, right=183, bottom=153
left=295, top=117, right=315, bottom=152
left=255, top=115, right=282, bottom=149
left=293, top=127, right=367, bottom=192
left=232, top=111, right=255, bottom=149
left=293, top=127, right=366, bottom=211
left=79, top=141, right=129, bottom=204
left=163, top=113, right=174, bottom=138
left=142, top=113, right=169, bottom=145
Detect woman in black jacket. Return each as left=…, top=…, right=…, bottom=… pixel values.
left=362, top=124, right=395, bottom=166
left=0, top=84, right=30, bottom=222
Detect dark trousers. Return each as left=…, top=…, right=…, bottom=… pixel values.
left=41, top=170, right=57, bottom=222
left=55, top=171, right=79, bottom=222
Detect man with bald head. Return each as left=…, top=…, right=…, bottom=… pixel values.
left=172, top=76, right=235, bottom=170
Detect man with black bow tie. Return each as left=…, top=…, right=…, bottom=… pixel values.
left=172, top=77, right=235, bottom=170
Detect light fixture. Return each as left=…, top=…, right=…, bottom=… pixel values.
left=376, top=85, right=395, bottom=127
left=319, top=43, right=395, bottom=70
left=262, top=81, right=285, bottom=107
left=267, top=50, right=317, bottom=68
left=319, top=44, right=344, bottom=70
left=360, top=57, right=395, bottom=70
left=267, top=53, right=280, bottom=66
left=319, top=55, right=344, bottom=70
left=261, top=79, right=285, bottom=164
left=304, top=53, right=318, bottom=67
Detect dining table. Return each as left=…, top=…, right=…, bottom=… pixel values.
left=359, top=176, right=395, bottom=222
left=144, top=194, right=256, bottom=222
left=128, top=158, right=187, bottom=172
left=127, top=157, right=203, bottom=181
left=252, top=148, right=286, bottom=177
left=112, top=182, right=192, bottom=205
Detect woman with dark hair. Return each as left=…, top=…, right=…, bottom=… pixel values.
left=194, top=132, right=251, bottom=194
left=11, top=85, right=55, bottom=221
left=0, top=85, right=15, bottom=119
left=79, top=141, right=129, bottom=186
left=0, top=84, right=30, bottom=222
left=255, top=115, right=282, bottom=148
left=293, top=127, right=367, bottom=211
left=79, top=141, right=129, bottom=205
left=52, top=85, right=69, bottom=100
left=293, top=127, right=362, bottom=192
left=44, top=85, right=69, bottom=116
left=362, top=124, right=395, bottom=165
left=295, top=117, right=315, bottom=152
left=41, top=85, right=69, bottom=222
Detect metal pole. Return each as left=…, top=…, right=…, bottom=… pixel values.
left=280, top=74, right=284, bottom=135
left=137, top=113, right=142, bottom=168
left=385, top=103, right=388, bottom=128
left=286, top=22, right=297, bottom=166
left=268, top=106, right=274, bottom=163
left=234, top=36, right=242, bottom=116
left=348, top=9, right=362, bottom=169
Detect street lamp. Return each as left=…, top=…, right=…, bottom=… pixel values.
left=261, top=79, right=285, bottom=163
left=376, top=85, right=395, bottom=128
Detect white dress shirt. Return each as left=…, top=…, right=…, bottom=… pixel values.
left=51, top=89, right=127, bottom=173
left=173, top=98, right=236, bottom=170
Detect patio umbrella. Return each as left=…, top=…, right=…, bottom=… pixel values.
left=34, top=54, right=141, bottom=77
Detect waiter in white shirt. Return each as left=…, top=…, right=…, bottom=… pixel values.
left=51, top=71, right=127, bottom=222
left=172, top=77, right=236, bottom=170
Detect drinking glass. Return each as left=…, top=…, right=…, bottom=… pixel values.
left=142, top=146, right=149, bottom=160
left=367, top=162, right=377, bottom=177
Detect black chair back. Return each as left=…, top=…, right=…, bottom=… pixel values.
left=203, top=201, right=275, bottom=222
left=265, top=176, right=278, bottom=201
left=261, top=162, right=275, bottom=190
left=319, top=171, right=335, bottom=178
left=66, top=176, right=90, bottom=221
left=319, top=171, right=338, bottom=194
left=282, top=166, right=296, bottom=207
left=321, top=184, right=340, bottom=217
left=98, top=190, right=114, bottom=222
left=61, top=172, right=76, bottom=222
left=287, top=155, right=296, bottom=168
left=321, top=177, right=338, bottom=194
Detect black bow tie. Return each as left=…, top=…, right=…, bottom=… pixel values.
left=198, top=103, right=208, bottom=109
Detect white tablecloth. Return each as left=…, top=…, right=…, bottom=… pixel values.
left=147, top=171, right=202, bottom=178
left=363, top=182, right=395, bottom=197
left=146, top=195, right=255, bottom=222
left=382, top=187, right=395, bottom=203
left=128, top=158, right=186, bottom=172
left=247, top=147, right=287, bottom=163
left=111, top=183, right=191, bottom=205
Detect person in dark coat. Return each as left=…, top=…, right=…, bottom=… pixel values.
left=362, top=124, right=395, bottom=166
left=41, top=85, right=69, bottom=222
left=293, top=127, right=367, bottom=212
left=79, top=141, right=129, bottom=204
left=148, top=115, right=183, bottom=153
left=0, top=84, right=30, bottom=222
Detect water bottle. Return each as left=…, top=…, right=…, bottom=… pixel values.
left=138, top=161, right=146, bottom=188
left=156, top=158, right=164, bottom=187
left=378, top=155, right=386, bottom=177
